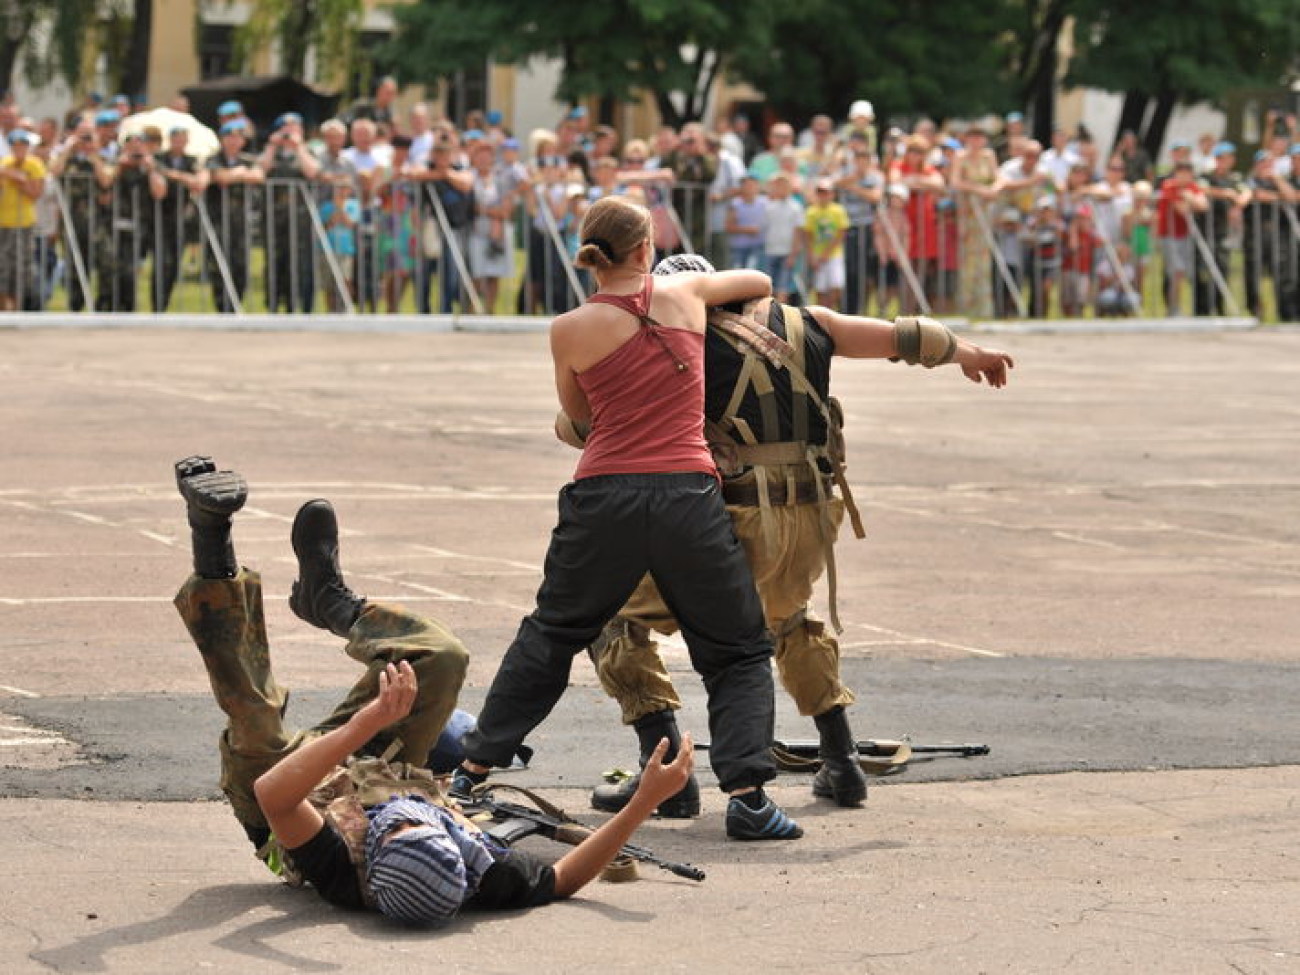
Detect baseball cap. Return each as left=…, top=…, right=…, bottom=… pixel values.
left=463, top=128, right=485, bottom=142
left=95, top=110, right=120, bottom=125
left=1169, top=139, right=1191, bottom=151
left=501, top=137, right=520, bottom=150
left=7, top=129, right=35, bottom=146
left=814, top=177, right=834, bottom=192
left=849, top=99, right=874, bottom=120
left=219, top=120, right=246, bottom=136
left=217, top=100, right=243, bottom=117
left=111, top=93, right=129, bottom=106
left=654, top=254, right=716, bottom=276
left=567, top=105, right=588, bottom=120
left=1211, top=140, right=1236, bottom=158
left=942, top=137, right=962, bottom=151
left=273, top=112, right=302, bottom=130
left=1006, top=111, right=1025, bottom=123
left=1253, top=149, right=1269, bottom=163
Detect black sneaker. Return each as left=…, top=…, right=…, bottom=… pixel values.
left=725, top=795, right=803, bottom=841
left=289, top=500, right=364, bottom=638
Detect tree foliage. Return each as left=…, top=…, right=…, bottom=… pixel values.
left=389, top=0, right=784, bottom=127
left=729, top=0, right=1020, bottom=128
left=232, top=0, right=364, bottom=85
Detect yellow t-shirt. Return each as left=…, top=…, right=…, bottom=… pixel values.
left=0, top=155, right=47, bottom=229
left=804, top=202, right=849, bottom=260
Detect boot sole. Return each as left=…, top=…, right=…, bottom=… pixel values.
left=590, top=795, right=701, bottom=818
left=812, top=780, right=868, bottom=807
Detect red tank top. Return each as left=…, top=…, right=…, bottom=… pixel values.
left=573, top=276, right=716, bottom=480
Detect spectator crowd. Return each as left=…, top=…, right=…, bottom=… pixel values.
left=2, top=83, right=1298, bottom=321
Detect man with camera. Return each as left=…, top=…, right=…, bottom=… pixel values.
left=406, top=132, right=474, bottom=314
left=258, top=113, right=321, bottom=313
left=150, top=126, right=207, bottom=312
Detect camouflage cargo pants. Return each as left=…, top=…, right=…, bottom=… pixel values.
left=594, top=467, right=855, bottom=722
left=174, top=569, right=468, bottom=831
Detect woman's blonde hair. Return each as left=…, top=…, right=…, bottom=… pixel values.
left=574, top=195, right=652, bottom=271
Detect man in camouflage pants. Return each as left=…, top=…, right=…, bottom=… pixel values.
left=172, top=455, right=468, bottom=851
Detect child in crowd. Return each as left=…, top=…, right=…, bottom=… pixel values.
left=1095, top=241, right=1140, bottom=316
left=319, top=180, right=359, bottom=311
left=992, top=206, right=1024, bottom=318
left=1024, top=195, right=1064, bottom=317
left=873, top=183, right=912, bottom=315
left=1061, top=202, right=1098, bottom=317
left=803, top=178, right=849, bottom=309
left=1126, top=180, right=1155, bottom=300
left=761, top=172, right=805, bottom=303
left=725, top=174, right=766, bottom=269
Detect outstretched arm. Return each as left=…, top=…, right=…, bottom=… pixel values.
left=809, top=306, right=1014, bottom=387
left=253, top=661, right=417, bottom=849
left=550, top=735, right=695, bottom=898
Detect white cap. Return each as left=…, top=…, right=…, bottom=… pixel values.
left=849, top=100, right=875, bottom=120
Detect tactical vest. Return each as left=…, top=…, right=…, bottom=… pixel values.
left=704, top=300, right=866, bottom=632
left=264, top=746, right=451, bottom=908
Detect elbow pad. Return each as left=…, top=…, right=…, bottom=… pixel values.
left=892, top=315, right=957, bottom=368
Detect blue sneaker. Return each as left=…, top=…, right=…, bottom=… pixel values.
left=726, top=795, right=803, bottom=841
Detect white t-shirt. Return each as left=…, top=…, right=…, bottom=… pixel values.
left=763, top=196, right=806, bottom=255
left=341, top=144, right=393, bottom=174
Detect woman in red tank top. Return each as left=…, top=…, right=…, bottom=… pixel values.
left=457, top=197, right=805, bottom=841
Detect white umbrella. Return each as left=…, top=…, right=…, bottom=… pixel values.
left=119, top=107, right=220, bottom=161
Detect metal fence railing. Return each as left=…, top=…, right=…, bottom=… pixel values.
left=8, top=174, right=1297, bottom=321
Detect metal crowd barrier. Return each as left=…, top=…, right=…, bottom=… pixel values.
left=15, top=172, right=1299, bottom=322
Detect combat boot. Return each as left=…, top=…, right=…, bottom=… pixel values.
left=175, top=455, right=247, bottom=579
left=289, top=500, right=365, bottom=638
left=591, top=709, right=700, bottom=818
left=811, top=706, right=868, bottom=807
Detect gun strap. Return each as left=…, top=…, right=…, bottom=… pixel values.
left=477, top=783, right=639, bottom=883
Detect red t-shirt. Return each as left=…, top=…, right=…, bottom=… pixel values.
left=1156, top=181, right=1203, bottom=239
left=573, top=276, right=716, bottom=480
left=889, top=160, right=940, bottom=260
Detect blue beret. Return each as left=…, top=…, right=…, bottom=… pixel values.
left=1211, top=141, right=1236, bottom=158
left=95, top=110, right=120, bottom=125
left=219, top=120, right=247, bottom=136
left=217, top=100, right=243, bottom=116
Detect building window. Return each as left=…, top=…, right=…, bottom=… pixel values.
left=199, top=24, right=235, bottom=80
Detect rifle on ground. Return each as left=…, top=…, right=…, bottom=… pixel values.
left=774, top=739, right=990, bottom=759
left=457, top=783, right=706, bottom=883
left=695, top=738, right=989, bottom=775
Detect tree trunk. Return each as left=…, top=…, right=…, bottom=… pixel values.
left=1114, top=89, right=1150, bottom=146
left=654, top=89, right=683, bottom=130
left=277, top=0, right=315, bottom=79
left=0, top=9, right=36, bottom=95
left=120, top=0, right=152, bottom=99
left=1021, top=1, right=1067, bottom=145
left=1142, top=90, right=1178, bottom=161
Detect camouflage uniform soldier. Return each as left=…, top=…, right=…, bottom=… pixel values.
left=205, top=120, right=263, bottom=312
left=150, top=126, right=205, bottom=312
left=174, top=456, right=693, bottom=925
left=258, top=113, right=320, bottom=313
left=579, top=255, right=1014, bottom=814
left=95, top=132, right=154, bottom=311
left=49, top=119, right=108, bottom=311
